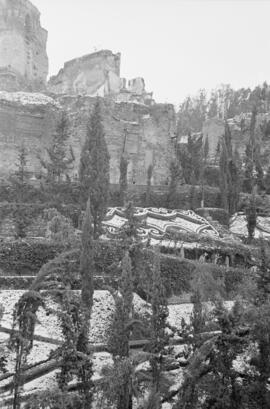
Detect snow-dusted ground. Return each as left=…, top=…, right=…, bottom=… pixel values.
left=0, top=91, right=60, bottom=107
left=0, top=290, right=116, bottom=399
left=0, top=290, right=233, bottom=405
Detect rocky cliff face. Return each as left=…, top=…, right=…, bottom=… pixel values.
left=59, top=96, right=175, bottom=185
left=0, top=92, right=59, bottom=177
left=0, top=0, right=48, bottom=91
left=0, top=92, right=175, bottom=185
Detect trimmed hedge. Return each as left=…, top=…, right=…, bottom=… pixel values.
left=0, top=237, right=248, bottom=299
left=0, top=276, right=35, bottom=289
left=0, top=275, right=119, bottom=291
left=0, top=241, right=64, bottom=275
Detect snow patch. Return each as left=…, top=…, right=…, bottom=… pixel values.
left=0, top=92, right=60, bottom=107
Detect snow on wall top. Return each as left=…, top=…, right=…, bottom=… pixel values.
left=0, top=92, right=60, bottom=107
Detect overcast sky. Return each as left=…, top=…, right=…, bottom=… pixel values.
left=33, top=0, right=270, bottom=105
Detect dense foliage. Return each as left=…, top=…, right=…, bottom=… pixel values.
left=177, top=82, right=270, bottom=136
left=219, top=122, right=241, bottom=214
left=39, top=111, right=75, bottom=183
left=79, top=99, right=110, bottom=237
left=0, top=241, right=64, bottom=274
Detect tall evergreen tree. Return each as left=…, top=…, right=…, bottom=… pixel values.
left=264, top=165, right=270, bottom=194
left=148, top=248, right=169, bottom=407
left=109, top=252, right=133, bottom=357
left=119, top=154, right=128, bottom=207
left=177, top=134, right=203, bottom=184
left=106, top=252, right=134, bottom=409
left=246, top=190, right=257, bottom=242
left=200, top=136, right=209, bottom=208
left=77, top=198, right=94, bottom=408
left=120, top=201, right=140, bottom=247
left=10, top=145, right=31, bottom=238
left=257, top=240, right=270, bottom=302
left=219, top=123, right=240, bottom=214
left=40, top=111, right=74, bottom=183
left=146, top=164, right=153, bottom=207
left=247, top=242, right=270, bottom=409
left=13, top=144, right=28, bottom=202
left=167, top=161, right=182, bottom=208
left=79, top=99, right=110, bottom=238
left=80, top=198, right=94, bottom=315
left=243, top=105, right=264, bottom=193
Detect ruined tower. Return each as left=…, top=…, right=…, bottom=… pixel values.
left=0, top=0, right=48, bottom=91
left=48, top=50, right=122, bottom=97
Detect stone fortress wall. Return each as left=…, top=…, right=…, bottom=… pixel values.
left=48, top=50, right=154, bottom=106
left=0, top=93, right=59, bottom=178
left=48, top=50, right=122, bottom=98
left=0, top=0, right=175, bottom=186
left=0, top=0, right=48, bottom=91
left=0, top=92, right=175, bottom=186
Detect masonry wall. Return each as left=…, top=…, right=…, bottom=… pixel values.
left=59, top=95, right=175, bottom=185
left=0, top=94, right=59, bottom=177
left=0, top=93, right=176, bottom=185
left=0, top=0, right=48, bottom=91
left=48, top=50, right=121, bottom=97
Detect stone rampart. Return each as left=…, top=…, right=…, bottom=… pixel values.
left=0, top=92, right=176, bottom=185
left=0, top=0, right=48, bottom=91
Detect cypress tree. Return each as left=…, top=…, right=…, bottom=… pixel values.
left=119, top=201, right=140, bottom=247
left=167, top=161, right=181, bottom=208
left=79, top=99, right=110, bottom=238
left=257, top=240, right=270, bottom=302
left=80, top=198, right=94, bottom=315
left=264, top=165, right=270, bottom=194
left=246, top=191, right=257, bottom=242
left=109, top=252, right=133, bottom=358
left=243, top=105, right=264, bottom=193
left=11, top=145, right=31, bottom=238
left=200, top=136, right=209, bottom=208
left=219, top=122, right=240, bottom=214
left=149, top=248, right=169, bottom=407
left=78, top=198, right=94, bottom=408
left=189, top=173, right=197, bottom=211
left=108, top=252, right=134, bottom=409
left=177, top=134, right=203, bottom=184
left=119, top=154, right=128, bottom=207
left=190, top=289, right=206, bottom=347
left=219, top=134, right=229, bottom=211
left=40, top=111, right=74, bottom=183
left=146, top=164, right=153, bottom=206
left=13, top=144, right=28, bottom=202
